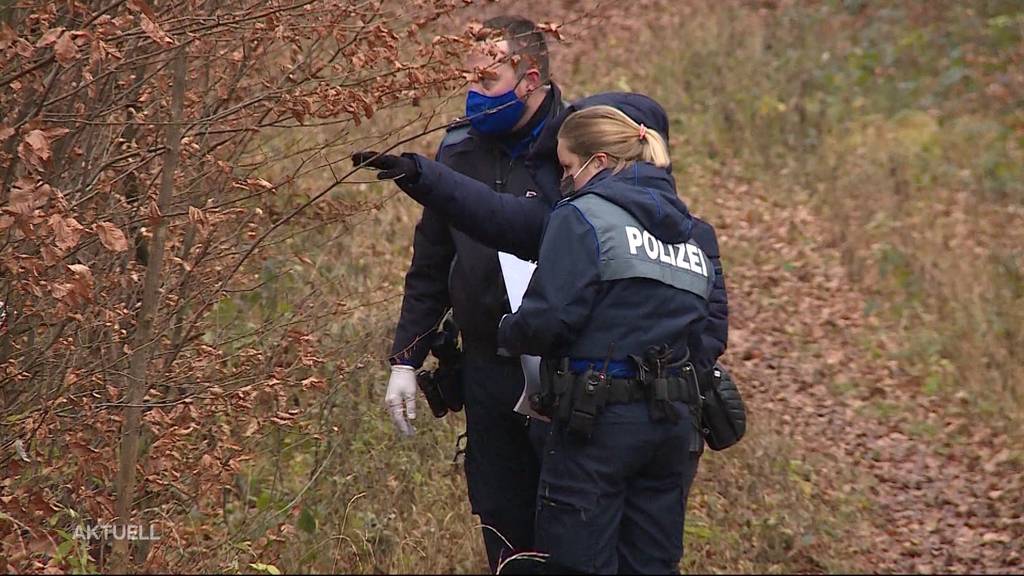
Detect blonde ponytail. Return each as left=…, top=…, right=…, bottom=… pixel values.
left=558, top=105, right=670, bottom=171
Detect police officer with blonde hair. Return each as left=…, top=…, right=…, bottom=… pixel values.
left=492, top=105, right=710, bottom=573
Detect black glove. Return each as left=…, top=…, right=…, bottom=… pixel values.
left=351, top=151, right=420, bottom=183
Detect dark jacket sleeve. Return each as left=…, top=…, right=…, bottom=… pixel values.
left=397, top=153, right=552, bottom=261
left=388, top=205, right=454, bottom=368
left=690, top=218, right=728, bottom=372
left=497, top=204, right=601, bottom=356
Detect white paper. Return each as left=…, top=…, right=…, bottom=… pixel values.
left=497, top=252, right=549, bottom=422
left=497, top=252, right=536, bottom=313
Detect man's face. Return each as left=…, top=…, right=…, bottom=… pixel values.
left=465, top=39, right=537, bottom=98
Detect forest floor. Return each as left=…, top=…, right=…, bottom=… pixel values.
left=687, top=164, right=1022, bottom=573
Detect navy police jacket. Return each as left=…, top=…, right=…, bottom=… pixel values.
left=497, top=162, right=711, bottom=366
left=399, top=93, right=728, bottom=372
left=389, top=85, right=565, bottom=366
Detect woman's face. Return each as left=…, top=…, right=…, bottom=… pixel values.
left=557, top=137, right=607, bottom=193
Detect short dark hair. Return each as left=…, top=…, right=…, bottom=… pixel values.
left=482, top=15, right=550, bottom=83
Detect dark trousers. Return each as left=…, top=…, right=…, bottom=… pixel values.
left=462, top=354, right=545, bottom=573
left=534, top=401, right=702, bottom=574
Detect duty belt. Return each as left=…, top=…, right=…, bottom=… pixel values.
left=568, top=358, right=689, bottom=380
left=602, top=375, right=699, bottom=405
left=536, top=350, right=701, bottom=440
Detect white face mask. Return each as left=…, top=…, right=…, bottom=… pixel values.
left=559, top=154, right=598, bottom=196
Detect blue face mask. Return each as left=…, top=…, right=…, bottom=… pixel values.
left=465, top=84, right=526, bottom=135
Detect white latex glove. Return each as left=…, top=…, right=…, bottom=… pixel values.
left=385, top=365, right=417, bottom=436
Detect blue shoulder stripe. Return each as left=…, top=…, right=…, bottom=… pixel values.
left=440, top=124, right=471, bottom=149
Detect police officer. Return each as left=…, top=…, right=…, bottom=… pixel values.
left=368, top=16, right=566, bottom=573
left=497, top=105, right=711, bottom=574
left=356, top=93, right=728, bottom=377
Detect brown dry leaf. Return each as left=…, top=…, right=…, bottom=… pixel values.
left=44, top=127, right=70, bottom=140
left=98, top=39, right=122, bottom=60
left=243, top=419, right=260, bottom=437
left=138, top=13, right=174, bottom=46
left=52, top=215, right=85, bottom=250
left=41, top=244, right=63, bottom=265
left=67, top=263, right=94, bottom=301
left=94, top=221, right=128, bottom=252
left=35, top=27, right=65, bottom=48
left=200, top=453, right=217, bottom=468
left=26, top=282, right=44, bottom=298
left=537, top=22, right=565, bottom=42
left=54, top=32, right=78, bottom=66
left=127, top=0, right=159, bottom=20
left=49, top=280, right=74, bottom=299
left=0, top=21, right=15, bottom=51
left=247, top=177, right=274, bottom=190
left=6, top=181, right=36, bottom=215
left=147, top=198, right=162, bottom=224
left=24, top=130, right=51, bottom=162
left=187, top=206, right=207, bottom=226
left=301, top=376, right=326, bottom=389
left=14, top=38, right=33, bottom=58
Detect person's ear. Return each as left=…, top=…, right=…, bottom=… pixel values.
left=519, top=68, right=542, bottom=96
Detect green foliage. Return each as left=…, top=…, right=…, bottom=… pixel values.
left=631, top=0, right=1022, bottom=419
left=52, top=528, right=95, bottom=575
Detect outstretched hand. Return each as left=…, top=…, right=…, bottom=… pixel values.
left=351, top=151, right=420, bottom=183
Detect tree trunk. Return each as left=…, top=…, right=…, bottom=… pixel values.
left=111, top=45, right=187, bottom=573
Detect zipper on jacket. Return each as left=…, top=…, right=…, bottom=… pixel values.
left=494, top=152, right=505, bottom=192
left=494, top=152, right=517, bottom=194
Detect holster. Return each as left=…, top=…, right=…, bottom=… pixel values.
left=416, top=318, right=464, bottom=419
left=630, top=345, right=692, bottom=425
left=538, top=358, right=611, bottom=440
left=565, top=368, right=610, bottom=439
left=533, top=357, right=567, bottom=419
left=417, top=369, right=447, bottom=418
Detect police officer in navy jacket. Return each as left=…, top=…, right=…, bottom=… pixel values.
left=501, top=104, right=707, bottom=573
left=371, top=16, right=566, bottom=572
